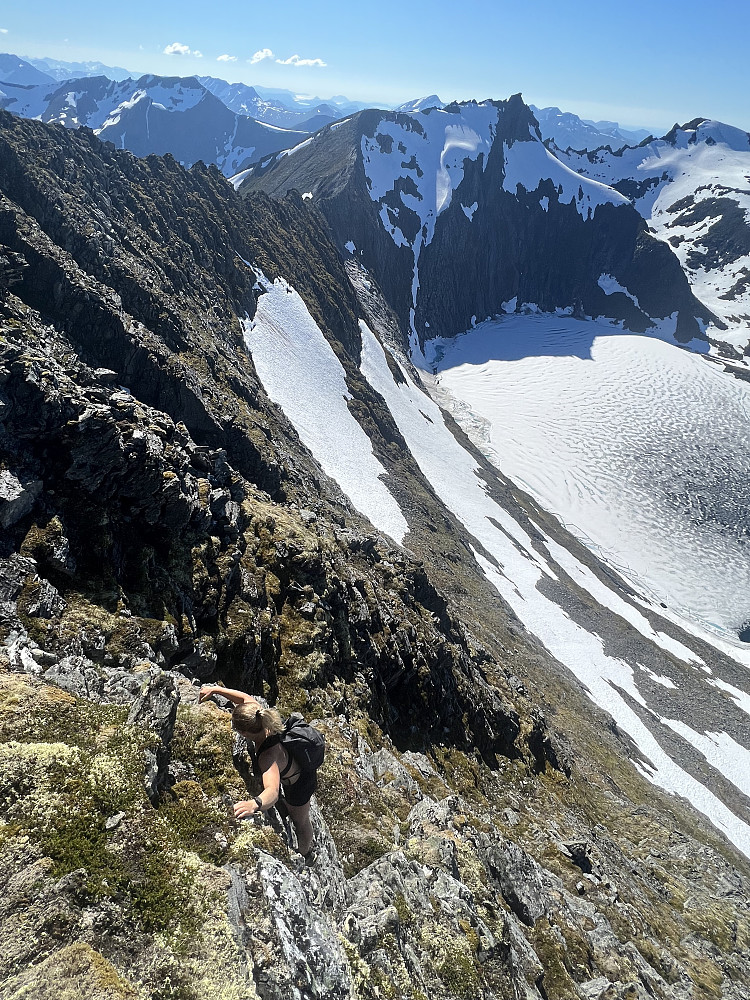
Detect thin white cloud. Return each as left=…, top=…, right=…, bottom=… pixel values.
left=163, top=41, right=202, bottom=57
left=217, top=54, right=237, bottom=62
left=0, top=28, right=8, bottom=34
left=249, top=48, right=274, bottom=64
left=276, top=53, right=327, bottom=67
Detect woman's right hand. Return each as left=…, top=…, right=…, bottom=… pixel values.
left=198, top=685, right=215, bottom=703
left=234, top=799, right=260, bottom=820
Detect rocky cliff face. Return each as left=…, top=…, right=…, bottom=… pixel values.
left=241, top=97, right=715, bottom=349
left=1, top=109, right=749, bottom=1000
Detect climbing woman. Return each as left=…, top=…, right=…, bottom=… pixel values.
left=199, top=685, right=317, bottom=856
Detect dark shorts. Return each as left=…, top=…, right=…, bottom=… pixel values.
left=281, top=768, right=317, bottom=807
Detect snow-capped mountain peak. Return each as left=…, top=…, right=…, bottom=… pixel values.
left=557, top=117, right=750, bottom=343
left=243, top=94, right=713, bottom=361
left=0, top=70, right=311, bottom=176
left=395, top=94, right=445, bottom=113
left=664, top=117, right=750, bottom=152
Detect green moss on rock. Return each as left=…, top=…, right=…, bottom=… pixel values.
left=2, top=941, right=139, bottom=999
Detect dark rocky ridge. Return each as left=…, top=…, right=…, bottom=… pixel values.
left=0, top=108, right=536, bottom=755
left=1, top=110, right=749, bottom=999
left=241, top=96, right=716, bottom=347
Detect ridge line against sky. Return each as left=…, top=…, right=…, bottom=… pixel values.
left=4, top=0, right=750, bottom=133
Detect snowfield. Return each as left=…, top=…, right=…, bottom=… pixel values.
left=502, top=139, right=629, bottom=219
left=239, top=271, right=750, bottom=857
left=241, top=275, right=408, bottom=544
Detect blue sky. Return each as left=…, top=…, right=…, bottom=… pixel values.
left=4, top=0, right=749, bottom=131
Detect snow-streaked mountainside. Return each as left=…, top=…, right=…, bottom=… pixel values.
left=0, top=73, right=309, bottom=175
left=242, top=96, right=714, bottom=350
left=237, top=93, right=750, bottom=859
left=0, top=54, right=55, bottom=87
left=557, top=120, right=750, bottom=347
left=3, top=103, right=750, bottom=998
left=531, top=105, right=650, bottom=152
left=244, top=268, right=750, bottom=861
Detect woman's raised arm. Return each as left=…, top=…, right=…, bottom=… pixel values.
left=199, top=684, right=254, bottom=705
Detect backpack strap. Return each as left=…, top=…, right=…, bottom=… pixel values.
left=278, top=753, right=297, bottom=779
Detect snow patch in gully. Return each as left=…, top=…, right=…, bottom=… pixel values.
left=241, top=275, right=408, bottom=544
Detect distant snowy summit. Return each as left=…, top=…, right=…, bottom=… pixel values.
left=395, top=95, right=444, bottom=113
left=557, top=118, right=750, bottom=340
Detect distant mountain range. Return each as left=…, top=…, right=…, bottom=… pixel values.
left=2, top=58, right=750, bottom=1000
left=2, top=53, right=655, bottom=155
left=3, top=51, right=745, bottom=343
left=27, top=54, right=133, bottom=82
left=0, top=54, right=379, bottom=175
left=0, top=69, right=312, bottom=176
left=530, top=105, right=651, bottom=151
left=197, top=76, right=359, bottom=132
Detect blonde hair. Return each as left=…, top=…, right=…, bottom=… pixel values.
left=232, top=701, right=284, bottom=737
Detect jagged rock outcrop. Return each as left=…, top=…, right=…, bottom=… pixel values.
left=2, top=673, right=748, bottom=999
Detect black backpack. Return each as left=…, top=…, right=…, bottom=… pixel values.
left=281, top=713, right=326, bottom=771
left=254, top=713, right=325, bottom=774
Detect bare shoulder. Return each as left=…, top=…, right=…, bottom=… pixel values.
left=258, top=741, right=286, bottom=770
